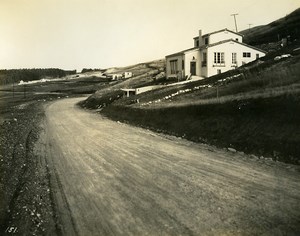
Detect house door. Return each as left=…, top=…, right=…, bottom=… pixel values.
left=190, top=62, right=196, bottom=75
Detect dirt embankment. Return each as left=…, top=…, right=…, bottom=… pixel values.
left=0, top=98, right=57, bottom=235
left=101, top=94, right=300, bottom=164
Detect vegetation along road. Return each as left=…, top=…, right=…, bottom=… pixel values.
left=37, top=97, right=300, bottom=235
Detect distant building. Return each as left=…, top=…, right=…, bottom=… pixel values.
left=111, top=74, right=123, bottom=80
left=166, top=28, right=266, bottom=79
left=122, top=88, right=136, bottom=97
left=123, top=72, right=133, bottom=79
left=122, top=85, right=165, bottom=97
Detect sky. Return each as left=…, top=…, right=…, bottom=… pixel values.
left=0, top=0, right=299, bottom=71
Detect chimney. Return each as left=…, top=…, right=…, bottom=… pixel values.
left=198, top=30, right=203, bottom=46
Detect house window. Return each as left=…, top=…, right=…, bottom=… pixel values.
left=182, top=60, right=185, bottom=70
left=214, top=52, right=225, bottom=64
left=243, top=52, right=251, bottom=57
left=256, top=53, right=259, bottom=59
left=232, top=53, right=237, bottom=64
left=196, top=40, right=199, bottom=47
left=170, top=60, right=178, bottom=74
left=204, top=37, right=209, bottom=45
left=236, top=38, right=239, bottom=41
left=202, top=52, right=207, bottom=67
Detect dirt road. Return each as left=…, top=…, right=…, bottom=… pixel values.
left=37, top=98, right=300, bottom=235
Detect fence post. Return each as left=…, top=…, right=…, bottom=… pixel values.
left=13, top=82, right=15, bottom=99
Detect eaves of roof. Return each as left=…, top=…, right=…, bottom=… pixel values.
left=200, top=39, right=267, bottom=53
left=193, top=28, right=244, bottom=39
left=165, top=47, right=198, bottom=58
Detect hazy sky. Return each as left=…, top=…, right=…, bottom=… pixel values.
left=0, top=0, right=299, bottom=71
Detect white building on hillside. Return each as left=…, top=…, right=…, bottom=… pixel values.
left=166, top=28, right=266, bottom=79
left=111, top=74, right=123, bottom=80
left=123, top=72, right=133, bottom=79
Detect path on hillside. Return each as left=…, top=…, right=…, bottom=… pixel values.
left=37, top=97, right=300, bottom=235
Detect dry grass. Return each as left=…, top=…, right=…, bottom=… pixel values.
left=139, top=54, right=300, bottom=108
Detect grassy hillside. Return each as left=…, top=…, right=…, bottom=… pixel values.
left=80, top=40, right=300, bottom=164
left=240, top=8, right=300, bottom=51
left=80, top=59, right=165, bottom=108
left=80, top=11, right=300, bottom=164
left=102, top=95, right=300, bottom=164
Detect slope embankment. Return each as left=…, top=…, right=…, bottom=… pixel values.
left=101, top=94, right=300, bottom=164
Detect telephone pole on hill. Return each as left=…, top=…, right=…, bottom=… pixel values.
left=231, top=13, right=239, bottom=32
left=248, top=24, right=253, bottom=30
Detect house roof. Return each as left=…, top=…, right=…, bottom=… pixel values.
left=165, top=47, right=198, bottom=58
left=199, top=39, right=267, bottom=53
left=121, top=88, right=136, bottom=92
left=167, top=31, right=265, bottom=59
left=193, top=28, right=244, bottom=39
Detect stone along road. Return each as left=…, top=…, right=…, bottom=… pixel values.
left=37, top=97, right=300, bottom=235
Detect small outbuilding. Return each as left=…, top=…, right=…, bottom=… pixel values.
left=111, top=74, right=123, bottom=80
left=123, top=72, right=133, bottom=79
left=122, top=88, right=136, bottom=97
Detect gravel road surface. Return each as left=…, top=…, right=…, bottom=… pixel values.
left=37, top=97, right=300, bottom=235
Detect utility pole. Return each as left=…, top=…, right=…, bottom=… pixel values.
left=231, top=13, right=239, bottom=32
left=12, top=82, right=15, bottom=99
left=248, top=24, right=253, bottom=30
left=23, top=84, right=26, bottom=98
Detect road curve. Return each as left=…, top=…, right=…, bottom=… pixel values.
left=37, top=97, right=300, bottom=235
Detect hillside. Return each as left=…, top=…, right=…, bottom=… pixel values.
left=240, top=8, right=300, bottom=51
left=80, top=11, right=300, bottom=164
left=80, top=59, right=165, bottom=108
left=0, top=68, right=76, bottom=85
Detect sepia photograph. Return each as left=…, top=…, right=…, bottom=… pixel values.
left=0, top=0, right=300, bottom=235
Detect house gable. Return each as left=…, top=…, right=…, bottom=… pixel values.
left=194, top=28, right=243, bottom=47
left=200, top=39, right=266, bottom=53
left=203, top=40, right=266, bottom=77
left=201, top=28, right=243, bottom=38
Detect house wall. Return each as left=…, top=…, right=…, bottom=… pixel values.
left=112, top=74, right=123, bottom=80
left=136, top=85, right=165, bottom=94
left=184, top=49, right=201, bottom=77
left=208, top=31, right=243, bottom=45
left=122, top=89, right=136, bottom=97
left=205, top=41, right=265, bottom=77
left=194, top=30, right=203, bottom=47
left=124, top=72, right=133, bottom=78
left=200, top=49, right=208, bottom=77
left=194, top=38, right=199, bottom=47
left=166, top=54, right=184, bottom=79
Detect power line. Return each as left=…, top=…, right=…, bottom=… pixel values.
left=231, top=13, right=239, bottom=32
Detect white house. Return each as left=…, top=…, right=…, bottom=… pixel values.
left=123, top=72, right=133, bottom=79
left=166, top=28, right=266, bottom=79
left=122, top=85, right=165, bottom=97
left=111, top=74, right=123, bottom=80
